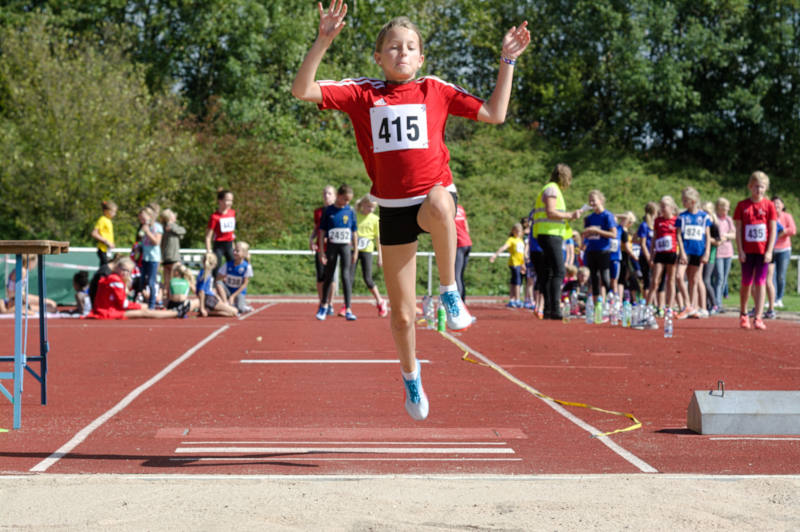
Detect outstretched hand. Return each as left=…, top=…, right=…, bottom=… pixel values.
left=317, top=0, right=348, bottom=44
left=502, top=21, right=531, bottom=60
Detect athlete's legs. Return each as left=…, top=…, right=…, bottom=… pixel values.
left=125, top=308, right=178, bottom=319
left=382, top=242, right=419, bottom=374
left=417, top=185, right=456, bottom=287
left=646, top=263, right=663, bottom=306
left=665, top=264, right=677, bottom=309
left=676, top=262, right=690, bottom=309
left=339, top=245, right=354, bottom=309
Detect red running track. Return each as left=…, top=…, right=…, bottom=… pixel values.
left=1, top=300, right=798, bottom=475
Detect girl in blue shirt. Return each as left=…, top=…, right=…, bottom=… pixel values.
left=675, top=186, right=712, bottom=318
left=581, top=190, right=618, bottom=300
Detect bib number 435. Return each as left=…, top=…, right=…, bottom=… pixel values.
left=370, top=104, right=429, bottom=153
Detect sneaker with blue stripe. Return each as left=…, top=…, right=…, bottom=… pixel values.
left=345, top=310, right=357, bottom=321
left=315, top=305, right=327, bottom=321
left=402, top=361, right=429, bottom=421
left=439, top=290, right=473, bottom=331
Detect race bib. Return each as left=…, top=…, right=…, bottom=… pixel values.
left=515, top=241, right=525, bottom=254
left=219, top=217, right=236, bottom=233
left=745, top=223, right=767, bottom=242
left=328, top=228, right=352, bottom=244
left=683, top=225, right=704, bottom=241
left=357, top=237, right=370, bottom=251
left=224, top=275, right=243, bottom=288
left=609, top=239, right=619, bottom=253
left=370, top=104, right=429, bottom=153
left=655, top=235, right=672, bottom=252
left=632, top=244, right=641, bottom=259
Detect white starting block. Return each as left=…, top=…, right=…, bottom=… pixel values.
left=687, top=382, right=800, bottom=435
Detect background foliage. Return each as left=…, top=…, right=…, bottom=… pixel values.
left=1, top=1, right=798, bottom=295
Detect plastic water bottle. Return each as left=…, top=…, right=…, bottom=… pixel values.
left=594, top=296, right=603, bottom=324
left=423, top=295, right=435, bottom=329
left=585, top=295, right=594, bottom=324
left=562, top=297, right=570, bottom=322
left=664, top=308, right=674, bottom=338
left=622, top=299, right=631, bottom=328
left=437, top=304, right=446, bottom=332
left=570, top=290, right=578, bottom=316
left=610, top=294, right=619, bottom=326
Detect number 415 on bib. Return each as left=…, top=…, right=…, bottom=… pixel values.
left=370, top=104, right=429, bottom=153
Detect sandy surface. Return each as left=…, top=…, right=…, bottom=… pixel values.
left=1, top=474, right=799, bottom=530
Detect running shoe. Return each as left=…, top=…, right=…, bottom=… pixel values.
left=754, top=317, right=767, bottom=330
left=345, top=310, right=357, bottom=321
left=177, top=300, right=191, bottom=319
left=523, top=301, right=535, bottom=310
left=695, top=308, right=709, bottom=319
left=747, top=308, right=755, bottom=318
left=739, top=314, right=751, bottom=329
left=775, top=299, right=784, bottom=308
left=439, top=290, right=473, bottom=331
left=337, top=306, right=347, bottom=317
left=326, top=305, right=334, bottom=316
left=505, top=301, right=517, bottom=308
left=377, top=300, right=388, bottom=317
left=676, top=307, right=694, bottom=320
left=402, top=361, right=429, bottom=421
left=315, top=305, right=327, bottom=321
left=763, top=309, right=776, bottom=320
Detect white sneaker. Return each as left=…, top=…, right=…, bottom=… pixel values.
left=439, top=290, right=473, bottom=331
left=696, top=308, right=709, bottom=319
left=775, top=300, right=784, bottom=308
left=402, top=361, right=429, bottom=421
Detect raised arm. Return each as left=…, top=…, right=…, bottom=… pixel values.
left=291, top=0, right=348, bottom=103
left=477, top=22, right=531, bottom=124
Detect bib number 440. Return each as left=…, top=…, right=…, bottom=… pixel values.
left=370, top=104, right=429, bottom=153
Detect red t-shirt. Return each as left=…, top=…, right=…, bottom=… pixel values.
left=455, top=204, right=472, bottom=247
left=733, top=198, right=777, bottom=255
left=319, top=76, right=484, bottom=206
left=207, top=209, right=236, bottom=242
left=86, top=273, right=141, bottom=320
left=652, top=216, right=678, bottom=253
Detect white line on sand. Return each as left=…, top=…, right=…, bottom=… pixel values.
left=29, top=325, right=230, bottom=473
left=442, top=332, right=659, bottom=473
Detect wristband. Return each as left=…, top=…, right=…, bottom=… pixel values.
left=501, top=56, right=516, bottom=66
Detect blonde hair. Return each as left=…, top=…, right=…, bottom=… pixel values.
left=235, top=241, right=251, bottom=261
left=202, top=253, right=217, bottom=281
left=511, top=223, right=523, bottom=236
left=681, top=186, right=700, bottom=205
left=173, top=263, right=196, bottom=285
left=716, top=197, right=730, bottom=210
left=565, top=264, right=578, bottom=278
left=702, top=201, right=718, bottom=224
left=588, top=189, right=605, bottom=204
left=147, top=202, right=161, bottom=219
left=115, top=257, right=134, bottom=273
left=375, top=16, right=423, bottom=53
left=618, top=211, right=636, bottom=227
left=102, top=200, right=117, bottom=212
left=659, top=195, right=678, bottom=217
left=159, top=208, right=175, bottom=225
left=748, top=170, right=769, bottom=189
left=643, top=201, right=658, bottom=225
left=550, top=163, right=573, bottom=188
left=356, top=195, right=377, bottom=212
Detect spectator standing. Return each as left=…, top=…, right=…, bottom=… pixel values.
left=701, top=201, right=721, bottom=313
left=352, top=196, right=388, bottom=317
left=490, top=222, right=525, bottom=308
left=454, top=204, right=472, bottom=303
left=772, top=196, right=795, bottom=308
left=581, top=190, right=617, bottom=305
left=635, top=202, right=657, bottom=302
left=646, top=196, right=680, bottom=313
left=533, top=164, right=582, bottom=320
left=159, top=208, right=186, bottom=300
left=311, top=185, right=338, bottom=315
left=138, top=206, right=163, bottom=309
left=91, top=200, right=117, bottom=266
left=713, top=197, right=736, bottom=308
left=204, top=189, right=236, bottom=278
left=675, top=187, right=712, bottom=319
left=734, top=171, right=777, bottom=330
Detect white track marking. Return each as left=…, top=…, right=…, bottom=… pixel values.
left=237, top=303, right=274, bottom=321
left=240, top=359, right=430, bottom=364
left=169, top=457, right=523, bottom=462
left=180, top=441, right=507, bottom=445
left=442, top=332, right=659, bottom=473
left=30, top=325, right=230, bottom=473
left=710, top=437, right=800, bottom=441
left=175, top=447, right=514, bottom=454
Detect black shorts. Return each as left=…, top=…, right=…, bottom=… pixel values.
left=686, top=254, right=702, bottom=267
left=379, top=192, right=458, bottom=246
left=167, top=299, right=184, bottom=310
left=654, top=252, right=677, bottom=265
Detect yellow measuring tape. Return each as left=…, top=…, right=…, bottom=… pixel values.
left=443, top=332, right=641, bottom=438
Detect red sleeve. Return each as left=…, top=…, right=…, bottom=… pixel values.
left=767, top=201, right=778, bottom=221
left=319, top=78, right=371, bottom=114
left=207, top=212, right=218, bottom=231
left=437, top=77, right=484, bottom=120
left=733, top=201, right=744, bottom=221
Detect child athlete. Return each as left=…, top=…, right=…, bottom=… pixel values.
left=646, top=196, right=680, bottom=313
left=489, top=222, right=526, bottom=308
left=581, top=190, right=617, bottom=305
left=352, top=195, right=388, bottom=317
left=734, top=171, right=777, bottom=330
left=292, top=1, right=530, bottom=420
left=675, top=187, right=712, bottom=319
left=316, top=184, right=358, bottom=321
left=217, top=241, right=255, bottom=314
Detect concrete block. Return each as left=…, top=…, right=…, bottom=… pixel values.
left=687, top=390, right=800, bottom=435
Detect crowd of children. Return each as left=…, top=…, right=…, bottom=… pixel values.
left=492, top=170, right=794, bottom=332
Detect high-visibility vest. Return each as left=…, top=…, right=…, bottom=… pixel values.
left=532, top=183, right=568, bottom=238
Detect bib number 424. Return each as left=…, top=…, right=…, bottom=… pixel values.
left=370, top=104, right=429, bottom=153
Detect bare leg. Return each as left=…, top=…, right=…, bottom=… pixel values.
left=125, top=308, right=178, bottom=319
left=382, top=242, right=419, bottom=374
left=417, top=186, right=456, bottom=287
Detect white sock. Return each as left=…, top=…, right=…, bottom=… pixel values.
left=439, top=283, right=457, bottom=295
left=401, top=361, right=419, bottom=381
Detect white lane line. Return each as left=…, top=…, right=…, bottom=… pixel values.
left=169, top=458, right=523, bottom=462
left=240, top=359, right=431, bottom=364
left=179, top=441, right=507, bottom=445
left=175, top=447, right=515, bottom=454
left=30, top=325, right=230, bottom=473
left=238, top=303, right=274, bottom=321
left=442, top=332, right=658, bottom=474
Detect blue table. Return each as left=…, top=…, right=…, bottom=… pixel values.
left=1, top=240, right=69, bottom=429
